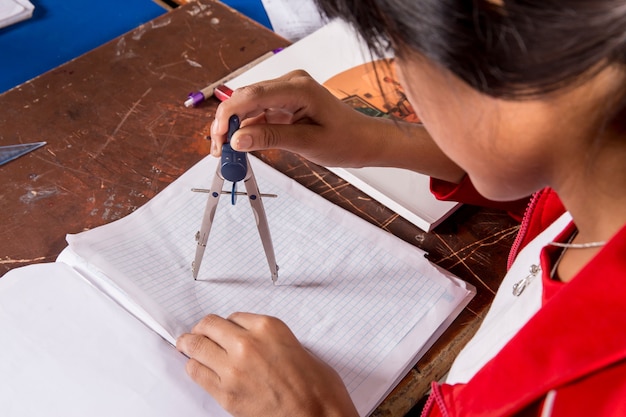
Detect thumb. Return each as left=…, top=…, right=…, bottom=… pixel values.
left=230, top=123, right=349, bottom=167
left=230, top=124, right=307, bottom=153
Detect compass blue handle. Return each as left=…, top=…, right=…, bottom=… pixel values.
left=221, top=115, right=247, bottom=183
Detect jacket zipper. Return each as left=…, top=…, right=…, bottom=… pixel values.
left=507, top=190, right=542, bottom=269
left=420, top=382, right=451, bottom=417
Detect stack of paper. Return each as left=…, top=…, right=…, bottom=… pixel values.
left=0, top=0, right=34, bottom=29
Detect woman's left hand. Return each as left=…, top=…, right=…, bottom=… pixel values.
left=176, top=312, right=359, bottom=417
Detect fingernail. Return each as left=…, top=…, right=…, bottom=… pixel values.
left=233, top=134, right=252, bottom=150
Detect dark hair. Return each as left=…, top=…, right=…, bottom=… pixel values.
left=314, top=0, right=626, bottom=99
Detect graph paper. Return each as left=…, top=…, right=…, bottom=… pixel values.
left=66, top=155, right=473, bottom=416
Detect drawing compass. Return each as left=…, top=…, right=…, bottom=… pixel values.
left=0, top=142, right=46, bottom=166
left=192, top=115, right=279, bottom=283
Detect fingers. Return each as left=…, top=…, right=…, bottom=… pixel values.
left=226, top=312, right=293, bottom=341
left=177, top=313, right=287, bottom=360
left=184, top=357, right=221, bottom=393
left=216, top=69, right=314, bottom=125
left=230, top=122, right=354, bottom=167
left=231, top=122, right=319, bottom=152
left=177, top=314, right=246, bottom=396
left=191, top=312, right=245, bottom=335
left=209, top=71, right=334, bottom=157
left=177, top=312, right=360, bottom=417
left=178, top=314, right=241, bottom=353
left=176, top=315, right=234, bottom=369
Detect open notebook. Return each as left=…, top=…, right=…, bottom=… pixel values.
left=0, top=155, right=474, bottom=417
left=225, top=19, right=461, bottom=231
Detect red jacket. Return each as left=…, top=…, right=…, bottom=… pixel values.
left=423, top=177, right=626, bottom=416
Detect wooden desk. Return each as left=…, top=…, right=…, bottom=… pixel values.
left=0, top=1, right=518, bottom=415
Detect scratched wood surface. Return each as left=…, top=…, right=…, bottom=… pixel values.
left=0, top=1, right=519, bottom=415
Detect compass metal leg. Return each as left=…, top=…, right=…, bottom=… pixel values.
left=192, top=164, right=225, bottom=279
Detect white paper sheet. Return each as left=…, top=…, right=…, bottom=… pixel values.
left=0, top=0, right=34, bottom=29
left=260, top=0, right=326, bottom=41
left=64, top=155, right=473, bottom=415
left=0, top=263, right=229, bottom=417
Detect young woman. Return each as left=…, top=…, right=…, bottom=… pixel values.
left=176, top=1, right=626, bottom=415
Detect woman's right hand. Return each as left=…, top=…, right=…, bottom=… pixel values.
left=210, top=70, right=395, bottom=168
left=210, top=70, right=465, bottom=182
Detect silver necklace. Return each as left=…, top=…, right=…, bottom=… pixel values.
left=547, top=240, right=607, bottom=248
left=548, top=231, right=606, bottom=279
left=548, top=228, right=606, bottom=249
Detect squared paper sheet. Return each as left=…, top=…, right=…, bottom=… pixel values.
left=65, top=155, right=473, bottom=416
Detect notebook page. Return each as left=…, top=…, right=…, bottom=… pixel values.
left=66, top=155, right=473, bottom=416
left=0, top=263, right=229, bottom=417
